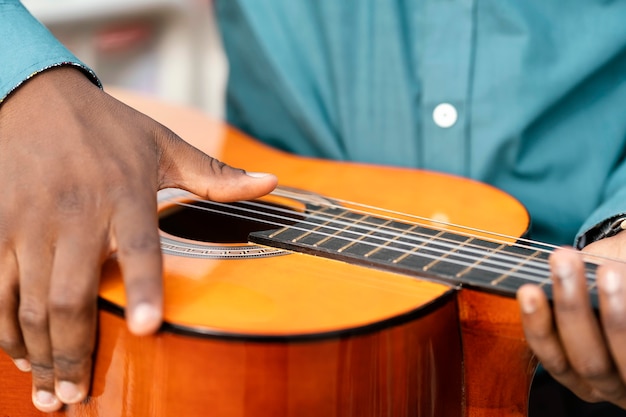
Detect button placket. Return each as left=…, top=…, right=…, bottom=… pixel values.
left=415, top=0, right=475, bottom=175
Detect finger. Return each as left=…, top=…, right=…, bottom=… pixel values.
left=550, top=248, right=625, bottom=402
left=112, top=190, right=163, bottom=336
left=517, top=283, right=581, bottom=386
left=0, top=246, right=29, bottom=371
left=17, top=242, right=63, bottom=412
left=155, top=129, right=278, bottom=201
left=48, top=231, right=103, bottom=405
left=596, top=262, right=626, bottom=406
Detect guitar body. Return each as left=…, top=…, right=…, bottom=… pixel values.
left=0, top=91, right=535, bottom=416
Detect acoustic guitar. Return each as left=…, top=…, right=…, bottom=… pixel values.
left=0, top=90, right=582, bottom=416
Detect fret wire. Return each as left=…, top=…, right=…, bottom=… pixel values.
left=313, top=212, right=367, bottom=247
left=491, top=250, right=542, bottom=286
left=170, top=198, right=597, bottom=284
left=392, top=230, right=446, bottom=264
left=455, top=243, right=506, bottom=278
left=423, top=238, right=474, bottom=272
left=337, top=217, right=390, bottom=253
left=288, top=206, right=338, bottom=242
left=366, top=223, right=417, bottom=258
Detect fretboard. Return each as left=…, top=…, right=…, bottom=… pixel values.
left=248, top=204, right=599, bottom=306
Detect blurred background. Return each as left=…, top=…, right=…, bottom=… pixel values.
left=21, top=0, right=227, bottom=118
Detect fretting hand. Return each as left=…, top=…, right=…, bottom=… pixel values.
left=0, top=67, right=277, bottom=412
left=518, top=233, right=626, bottom=409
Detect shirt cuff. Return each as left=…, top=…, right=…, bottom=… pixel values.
left=0, top=0, right=101, bottom=105
left=576, top=214, right=626, bottom=249
left=575, top=182, right=626, bottom=248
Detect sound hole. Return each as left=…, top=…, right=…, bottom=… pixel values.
left=158, top=200, right=304, bottom=244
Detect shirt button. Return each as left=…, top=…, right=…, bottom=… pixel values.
left=432, top=103, right=458, bottom=128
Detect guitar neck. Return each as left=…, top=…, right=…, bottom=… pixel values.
left=248, top=203, right=600, bottom=307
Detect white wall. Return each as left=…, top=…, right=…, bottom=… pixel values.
left=22, top=0, right=228, bottom=118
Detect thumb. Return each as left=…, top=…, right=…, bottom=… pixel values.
left=158, top=132, right=278, bottom=201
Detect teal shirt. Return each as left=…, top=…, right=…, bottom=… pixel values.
left=5, top=1, right=626, bottom=247
left=215, top=0, right=626, bottom=246
left=0, top=1, right=98, bottom=105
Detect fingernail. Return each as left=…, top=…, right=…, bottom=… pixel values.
left=13, top=358, right=31, bottom=372
left=246, top=171, right=272, bottom=178
left=33, top=390, right=59, bottom=409
left=601, top=269, right=622, bottom=294
left=554, top=259, right=576, bottom=294
left=555, top=260, right=575, bottom=281
left=520, top=293, right=538, bottom=314
left=57, top=381, right=82, bottom=403
left=130, top=303, right=161, bottom=335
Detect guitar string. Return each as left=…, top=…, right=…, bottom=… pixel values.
left=212, top=198, right=556, bottom=271
left=258, top=191, right=609, bottom=274
left=163, top=196, right=598, bottom=288
left=166, top=194, right=600, bottom=276
left=268, top=186, right=562, bottom=253
left=165, top=196, right=600, bottom=280
left=168, top=199, right=556, bottom=287
left=326, top=195, right=560, bottom=251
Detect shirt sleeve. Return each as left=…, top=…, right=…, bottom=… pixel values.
left=0, top=0, right=101, bottom=105
left=575, top=157, right=626, bottom=248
